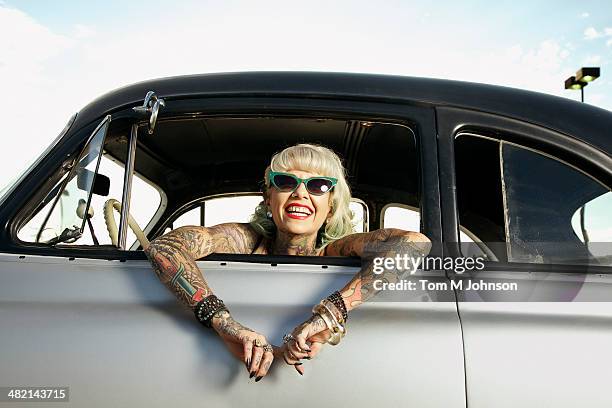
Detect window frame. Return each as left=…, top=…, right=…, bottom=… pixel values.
left=2, top=96, right=440, bottom=262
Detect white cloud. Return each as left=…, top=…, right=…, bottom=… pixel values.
left=605, top=27, right=612, bottom=36
left=73, top=24, right=95, bottom=39
left=0, top=5, right=78, bottom=188
left=581, top=12, right=589, bottom=18
left=0, top=2, right=609, bottom=190
left=584, top=27, right=602, bottom=39
left=584, top=55, right=602, bottom=64
left=0, top=6, right=74, bottom=68
left=608, top=38, right=612, bottom=47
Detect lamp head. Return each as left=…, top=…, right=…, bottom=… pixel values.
left=564, top=76, right=586, bottom=90
left=576, top=67, right=600, bottom=83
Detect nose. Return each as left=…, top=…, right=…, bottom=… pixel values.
left=292, top=181, right=310, bottom=198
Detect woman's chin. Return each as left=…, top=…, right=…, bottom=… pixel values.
left=278, top=222, right=320, bottom=237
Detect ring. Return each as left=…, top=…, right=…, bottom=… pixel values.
left=253, top=338, right=264, bottom=347
left=282, top=333, right=295, bottom=344
left=263, top=344, right=274, bottom=353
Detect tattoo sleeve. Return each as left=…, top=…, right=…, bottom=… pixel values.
left=213, top=310, right=254, bottom=340
left=144, top=223, right=259, bottom=309
left=325, top=229, right=432, bottom=311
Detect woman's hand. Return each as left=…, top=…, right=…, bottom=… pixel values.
left=211, top=311, right=275, bottom=381
left=282, top=314, right=331, bottom=375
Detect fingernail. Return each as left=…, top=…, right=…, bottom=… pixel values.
left=250, top=372, right=256, bottom=378
left=304, top=356, right=311, bottom=360
left=245, top=361, right=250, bottom=369
left=294, top=362, right=303, bottom=366
left=255, top=376, right=262, bottom=382
left=298, top=371, right=303, bottom=376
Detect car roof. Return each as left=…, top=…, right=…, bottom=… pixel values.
left=73, top=71, right=612, bottom=153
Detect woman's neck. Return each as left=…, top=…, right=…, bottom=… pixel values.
left=272, top=231, right=318, bottom=256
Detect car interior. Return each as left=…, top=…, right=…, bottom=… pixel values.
left=17, top=115, right=422, bottom=252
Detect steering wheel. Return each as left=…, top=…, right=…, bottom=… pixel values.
left=103, top=199, right=150, bottom=249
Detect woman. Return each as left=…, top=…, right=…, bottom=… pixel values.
left=144, top=144, right=430, bottom=382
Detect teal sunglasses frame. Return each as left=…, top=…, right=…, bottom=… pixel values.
left=268, top=171, right=338, bottom=195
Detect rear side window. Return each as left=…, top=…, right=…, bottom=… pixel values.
left=383, top=204, right=473, bottom=243
left=455, top=134, right=612, bottom=266
left=168, top=196, right=368, bottom=233
left=169, top=196, right=263, bottom=231
left=382, top=205, right=421, bottom=231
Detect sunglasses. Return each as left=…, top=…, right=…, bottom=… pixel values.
left=268, top=171, right=337, bottom=196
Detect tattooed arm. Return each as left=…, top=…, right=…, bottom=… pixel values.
left=325, top=228, right=431, bottom=311
left=282, top=228, right=431, bottom=373
left=144, top=223, right=275, bottom=380
left=143, top=223, right=259, bottom=308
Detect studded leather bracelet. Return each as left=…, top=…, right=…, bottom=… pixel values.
left=194, top=294, right=228, bottom=328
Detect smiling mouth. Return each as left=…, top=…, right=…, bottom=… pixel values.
left=285, top=205, right=313, bottom=219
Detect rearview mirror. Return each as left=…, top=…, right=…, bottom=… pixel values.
left=77, top=169, right=110, bottom=196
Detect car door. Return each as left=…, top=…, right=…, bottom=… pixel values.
left=0, top=95, right=467, bottom=407
left=437, top=106, right=612, bottom=408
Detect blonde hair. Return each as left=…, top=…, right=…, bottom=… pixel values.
left=250, top=144, right=355, bottom=248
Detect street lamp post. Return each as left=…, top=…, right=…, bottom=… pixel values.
left=564, top=66, right=600, bottom=245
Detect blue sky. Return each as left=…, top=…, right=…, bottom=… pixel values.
left=0, top=0, right=611, bottom=189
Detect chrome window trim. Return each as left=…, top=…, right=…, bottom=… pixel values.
left=118, top=123, right=139, bottom=249
left=349, top=197, right=369, bottom=233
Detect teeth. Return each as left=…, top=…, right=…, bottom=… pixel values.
left=286, top=206, right=312, bottom=215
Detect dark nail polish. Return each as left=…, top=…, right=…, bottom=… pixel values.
left=304, top=356, right=311, bottom=360
left=294, top=362, right=303, bottom=366
left=255, top=376, right=262, bottom=382
left=250, top=372, right=256, bottom=378
left=298, top=371, right=303, bottom=376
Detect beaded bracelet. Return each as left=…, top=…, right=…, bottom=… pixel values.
left=326, top=291, right=348, bottom=322
left=194, top=295, right=228, bottom=328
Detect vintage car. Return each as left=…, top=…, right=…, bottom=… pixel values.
left=0, top=72, right=611, bottom=407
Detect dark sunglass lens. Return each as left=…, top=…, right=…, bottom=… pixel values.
left=273, top=174, right=298, bottom=191
left=306, top=178, right=333, bottom=195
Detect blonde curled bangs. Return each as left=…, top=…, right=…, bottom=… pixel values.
left=250, top=144, right=355, bottom=248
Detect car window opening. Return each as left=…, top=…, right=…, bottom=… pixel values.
left=15, top=114, right=422, bottom=266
